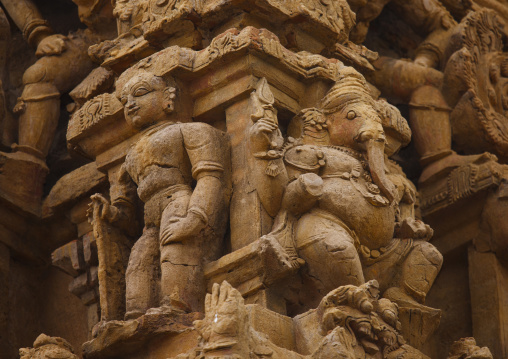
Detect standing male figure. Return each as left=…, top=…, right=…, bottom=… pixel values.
left=91, top=71, right=229, bottom=319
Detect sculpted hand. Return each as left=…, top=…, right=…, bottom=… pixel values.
left=160, top=211, right=205, bottom=245
left=87, top=194, right=119, bottom=223
left=36, top=35, right=67, bottom=57
left=194, top=281, right=245, bottom=350
left=249, top=118, right=280, bottom=154
left=397, top=217, right=433, bottom=241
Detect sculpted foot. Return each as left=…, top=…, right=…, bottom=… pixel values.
left=145, top=305, right=186, bottom=316
left=383, top=287, right=440, bottom=316
left=124, top=310, right=145, bottom=321
left=6, top=147, right=48, bottom=170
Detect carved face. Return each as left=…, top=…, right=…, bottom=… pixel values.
left=325, top=101, right=385, bottom=151
left=325, top=101, right=395, bottom=202
left=120, top=73, right=176, bottom=130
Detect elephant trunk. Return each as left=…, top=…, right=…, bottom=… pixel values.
left=356, top=122, right=396, bottom=203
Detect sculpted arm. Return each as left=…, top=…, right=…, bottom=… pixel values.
left=387, top=163, right=433, bottom=241
left=160, top=124, right=226, bottom=244
left=0, top=0, right=52, bottom=47
left=184, top=123, right=226, bottom=224
left=90, top=164, right=137, bottom=234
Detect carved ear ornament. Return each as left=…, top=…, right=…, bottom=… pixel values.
left=374, top=99, right=411, bottom=146
left=298, top=108, right=327, bottom=129
left=163, top=86, right=177, bottom=113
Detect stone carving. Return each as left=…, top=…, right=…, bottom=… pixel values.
left=0, top=0, right=503, bottom=359
left=0, top=0, right=52, bottom=48
left=361, top=5, right=508, bottom=357
left=19, top=334, right=78, bottom=359
left=447, top=338, right=493, bottom=359
left=442, top=10, right=508, bottom=158
left=254, top=68, right=442, bottom=319
left=6, top=0, right=116, bottom=166
left=68, top=93, right=124, bottom=143
left=349, top=0, right=456, bottom=68
left=0, top=0, right=117, bottom=214
left=89, top=71, right=230, bottom=321
left=174, top=280, right=429, bottom=359
left=186, top=281, right=297, bottom=359
left=369, top=9, right=508, bottom=210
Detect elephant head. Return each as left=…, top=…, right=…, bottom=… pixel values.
left=318, top=67, right=396, bottom=202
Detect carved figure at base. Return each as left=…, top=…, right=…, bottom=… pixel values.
left=90, top=71, right=229, bottom=319
left=447, top=338, right=493, bottom=359
left=19, top=334, right=78, bottom=359
left=253, top=68, right=443, bottom=322
left=174, top=280, right=428, bottom=359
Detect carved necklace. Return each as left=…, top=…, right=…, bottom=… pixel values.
left=324, top=145, right=389, bottom=207
left=325, top=145, right=365, bottom=161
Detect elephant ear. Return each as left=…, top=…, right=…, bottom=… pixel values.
left=374, top=99, right=411, bottom=148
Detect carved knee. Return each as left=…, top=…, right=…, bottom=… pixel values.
left=22, top=62, right=51, bottom=85
left=322, top=235, right=358, bottom=258
left=417, top=241, right=443, bottom=268
left=15, top=64, right=60, bottom=115
left=126, top=229, right=159, bottom=275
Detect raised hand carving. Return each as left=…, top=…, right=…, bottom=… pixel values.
left=194, top=281, right=248, bottom=353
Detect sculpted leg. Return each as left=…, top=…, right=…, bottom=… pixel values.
left=158, top=190, right=206, bottom=312
left=409, top=85, right=492, bottom=185
left=125, top=227, right=159, bottom=320
left=13, top=35, right=94, bottom=164
left=160, top=241, right=204, bottom=313
left=386, top=241, right=443, bottom=304
left=295, top=212, right=364, bottom=296
left=14, top=79, right=60, bottom=162
left=384, top=240, right=443, bottom=347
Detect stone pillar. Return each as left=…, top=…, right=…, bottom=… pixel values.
left=468, top=246, right=508, bottom=359
left=0, top=242, right=11, bottom=355
left=225, top=97, right=277, bottom=250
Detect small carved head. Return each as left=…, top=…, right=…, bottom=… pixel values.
left=120, top=72, right=178, bottom=130
left=19, top=334, right=77, bottom=359
left=448, top=338, right=493, bottom=359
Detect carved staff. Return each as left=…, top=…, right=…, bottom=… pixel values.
left=248, top=77, right=288, bottom=218
left=89, top=194, right=130, bottom=322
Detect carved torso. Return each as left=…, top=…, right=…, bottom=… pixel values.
left=317, top=147, right=396, bottom=249
left=124, top=122, right=193, bottom=203
left=122, top=121, right=224, bottom=204
left=285, top=144, right=397, bottom=249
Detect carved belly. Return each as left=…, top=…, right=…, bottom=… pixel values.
left=318, top=179, right=396, bottom=249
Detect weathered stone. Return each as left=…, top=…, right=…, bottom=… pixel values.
left=0, top=0, right=506, bottom=358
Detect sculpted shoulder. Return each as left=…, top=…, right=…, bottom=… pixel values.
left=179, top=121, right=219, bottom=134
left=179, top=122, right=223, bottom=145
